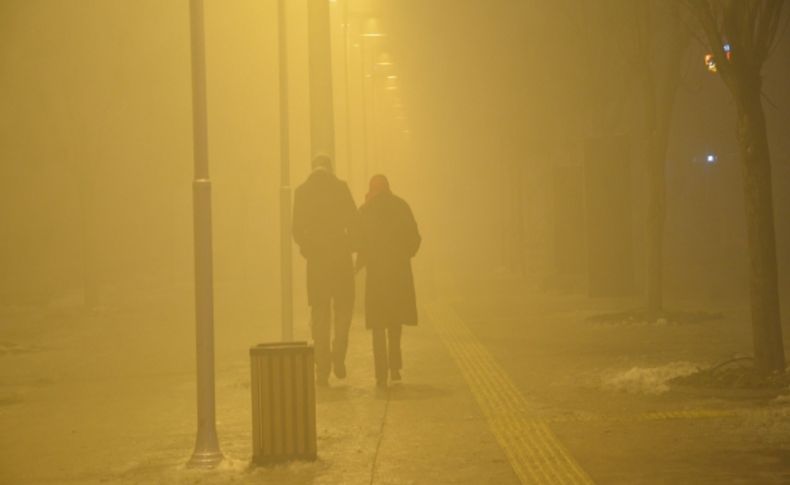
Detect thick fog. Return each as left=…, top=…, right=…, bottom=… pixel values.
left=2, top=0, right=789, bottom=336
left=1, top=1, right=790, bottom=483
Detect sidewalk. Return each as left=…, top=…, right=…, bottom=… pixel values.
left=0, top=293, right=520, bottom=485
left=3, top=277, right=789, bottom=484
left=447, top=274, right=790, bottom=484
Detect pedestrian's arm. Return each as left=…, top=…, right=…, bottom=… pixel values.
left=292, top=189, right=311, bottom=258
left=404, top=204, right=421, bottom=257
left=341, top=182, right=361, bottom=253
left=354, top=252, right=366, bottom=274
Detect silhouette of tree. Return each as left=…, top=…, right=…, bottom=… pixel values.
left=686, top=0, right=787, bottom=374
left=636, top=2, right=692, bottom=316
left=562, top=0, right=690, bottom=312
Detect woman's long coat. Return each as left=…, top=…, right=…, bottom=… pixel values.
left=358, top=192, right=421, bottom=329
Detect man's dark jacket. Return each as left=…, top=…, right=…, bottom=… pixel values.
left=358, top=192, right=421, bottom=329
left=292, top=169, right=357, bottom=305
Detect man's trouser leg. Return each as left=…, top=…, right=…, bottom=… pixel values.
left=372, top=327, right=388, bottom=383
left=331, top=294, right=353, bottom=377
left=388, top=324, right=402, bottom=372
left=311, top=300, right=332, bottom=381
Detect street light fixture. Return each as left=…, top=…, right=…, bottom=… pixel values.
left=361, top=17, right=386, bottom=38
left=384, top=76, right=398, bottom=91
left=375, top=52, right=394, bottom=69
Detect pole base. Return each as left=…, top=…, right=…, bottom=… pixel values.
left=187, top=449, right=223, bottom=469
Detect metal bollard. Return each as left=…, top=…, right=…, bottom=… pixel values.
left=250, top=342, right=317, bottom=465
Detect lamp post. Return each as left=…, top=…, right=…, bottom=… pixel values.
left=360, top=17, right=385, bottom=183
left=308, top=0, right=336, bottom=161
left=278, top=0, right=293, bottom=342
left=341, top=0, right=354, bottom=188
left=187, top=0, right=222, bottom=468
left=371, top=52, right=398, bottom=172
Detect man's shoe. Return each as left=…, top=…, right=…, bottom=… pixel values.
left=390, top=370, right=401, bottom=381
left=333, top=362, right=347, bottom=379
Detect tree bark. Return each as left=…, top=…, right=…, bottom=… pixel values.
left=737, top=82, right=785, bottom=374
left=644, top=16, right=688, bottom=316
left=685, top=0, right=786, bottom=374
left=645, top=126, right=667, bottom=316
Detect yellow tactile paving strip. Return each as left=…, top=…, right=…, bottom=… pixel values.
left=426, top=300, right=790, bottom=482
left=427, top=302, right=595, bottom=485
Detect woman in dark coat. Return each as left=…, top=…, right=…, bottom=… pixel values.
left=357, top=175, right=421, bottom=388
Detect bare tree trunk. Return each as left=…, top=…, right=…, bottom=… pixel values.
left=510, top=159, right=527, bottom=278
left=737, top=83, right=785, bottom=374
left=645, top=127, right=667, bottom=315
left=684, top=0, right=786, bottom=375
left=644, top=20, right=688, bottom=316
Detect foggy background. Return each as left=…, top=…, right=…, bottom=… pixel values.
left=1, top=0, right=789, bottom=376
left=2, top=1, right=790, bottom=483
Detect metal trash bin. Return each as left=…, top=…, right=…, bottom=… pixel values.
left=250, top=342, right=317, bottom=465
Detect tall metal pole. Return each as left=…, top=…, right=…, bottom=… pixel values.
left=279, top=0, right=294, bottom=342
left=360, top=40, right=371, bottom=183
left=342, top=0, right=354, bottom=188
left=308, top=0, right=336, bottom=160
left=187, top=0, right=222, bottom=468
left=359, top=18, right=384, bottom=184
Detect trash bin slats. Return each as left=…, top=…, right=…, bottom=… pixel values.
left=250, top=342, right=316, bottom=465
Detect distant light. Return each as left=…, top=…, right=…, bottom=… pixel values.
left=376, top=53, right=394, bottom=68
left=706, top=45, right=732, bottom=72
left=706, top=153, right=717, bottom=163
left=362, top=18, right=386, bottom=38
left=384, top=77, right=398, bottom=91
left=704, top=53, right=717, bottom=73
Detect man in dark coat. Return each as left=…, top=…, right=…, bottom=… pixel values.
left=293, top=155, right=357, bottom=386
left=357, top=175, right=421, bottom=388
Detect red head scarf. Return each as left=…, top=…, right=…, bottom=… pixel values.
left=365, top=174, right=390, bottom=203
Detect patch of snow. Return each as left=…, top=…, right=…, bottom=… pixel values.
left=601, top=361, right=700, bottom=395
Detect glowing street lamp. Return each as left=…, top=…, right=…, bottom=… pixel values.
left=361, top=17, right=386, bottom=38
left=375, top=52, right=394, bottom=70
left=384, top=76, right=398, bottom=91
